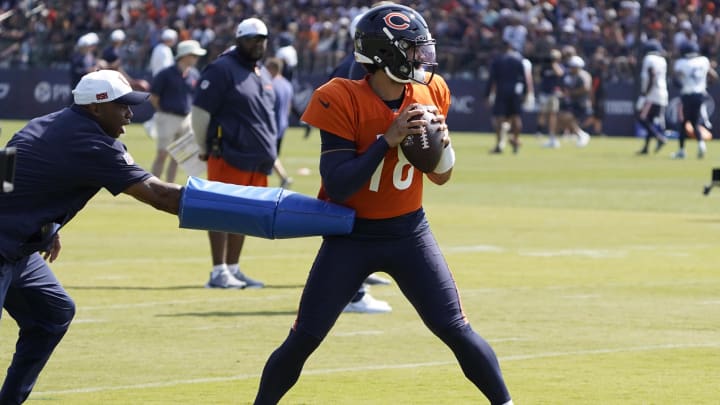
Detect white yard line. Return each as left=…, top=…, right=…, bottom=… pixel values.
left=33, top=342, right=720, bottom=396
left=52, top=243, right=716, bottom=268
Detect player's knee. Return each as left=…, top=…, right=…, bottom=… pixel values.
left=46, top=295, right=76, bottom=335
left=431, top=319, right=473, bottom=345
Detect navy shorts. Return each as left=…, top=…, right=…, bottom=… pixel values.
left=492, top=93, right=523, bottom=117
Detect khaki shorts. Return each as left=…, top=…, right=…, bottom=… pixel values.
left=538, top=93, right=560, bottom=113
left=155, top=111, right=192, bottom=150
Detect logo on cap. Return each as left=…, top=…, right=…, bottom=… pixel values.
left=96, top=92, right=109, bottom=101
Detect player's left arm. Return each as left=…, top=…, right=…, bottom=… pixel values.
left=319, top=130, right=389, bottom=203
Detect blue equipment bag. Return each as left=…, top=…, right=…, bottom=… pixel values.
left=178, top=177, right=355, bottom=239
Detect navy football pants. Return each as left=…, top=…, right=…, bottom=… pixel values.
left=255, top=220, right=511, bottom=404
left=0, top=253, right=75, bottom=404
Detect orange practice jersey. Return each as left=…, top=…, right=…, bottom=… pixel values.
left=302, top=75, right=451, bottom=219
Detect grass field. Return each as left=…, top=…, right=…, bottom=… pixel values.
left=1, top=119, right=719, bottom=404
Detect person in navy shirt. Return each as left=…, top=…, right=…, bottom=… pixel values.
left=0, top=70, right=183, bottom=404
left=150, top=40, right=206, bottom=182
left=485, top=40, right=528, bottom=154
left=192, top=17, right=277, bottom=289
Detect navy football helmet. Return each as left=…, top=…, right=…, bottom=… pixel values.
left=643, top=39, right=663, bottom=55
left=679, top=41, right=700, bottom=57
left=353, top=4, right=437, bottom=85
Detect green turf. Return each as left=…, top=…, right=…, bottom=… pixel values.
left=1, top=119, right=719, bottom=404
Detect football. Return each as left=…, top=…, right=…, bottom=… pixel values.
left=400, top=108, right=445, bottom=173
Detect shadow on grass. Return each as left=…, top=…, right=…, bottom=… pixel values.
left=157, top=310, right=297, bottom=317
left=64, top=284, right=305, bottom=291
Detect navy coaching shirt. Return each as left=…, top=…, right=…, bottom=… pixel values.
left=151, top=64, right=200, bottom=116
left=0, top=105, right=151, bottom=262
left=193, top=48, right=277, bottom=174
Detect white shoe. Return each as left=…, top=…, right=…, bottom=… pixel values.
left=698, top=141, right=707, bottom=159
left=576, top=131, right=590, bottom=147
left=230, top=270, right=265, bottom=289
left=543, top=138, right=560, bottom=148
left=364, top=273, right=391, bottom=286
left=205, top=270, right=247, bottom=289
left=671, top=150, right=686, bottom=160
left=343, top=293, right=392, bottom=314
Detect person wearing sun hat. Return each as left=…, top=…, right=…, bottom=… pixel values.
left=191, top=17, right=277, bottom=289
left=0, top=69, right=184, bottom=404
left=149, top=40, right=207, bottom=182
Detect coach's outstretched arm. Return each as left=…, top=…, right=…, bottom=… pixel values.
left=124, top=176, right=183, bottom=215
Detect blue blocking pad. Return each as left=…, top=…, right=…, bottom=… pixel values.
left=179, top=177, right=355, bottom=239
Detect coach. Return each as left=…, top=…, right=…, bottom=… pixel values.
left=191, top=17, right=277, bottom=290
left=0, top=69, right=183, bottom=404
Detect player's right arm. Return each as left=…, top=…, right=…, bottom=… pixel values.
left=319, top=104, right=427, bottom=202
left=123, top=176, right=183, bottom=215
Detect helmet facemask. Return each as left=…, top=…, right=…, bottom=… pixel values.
left=387, top=36, right=437, bottom=85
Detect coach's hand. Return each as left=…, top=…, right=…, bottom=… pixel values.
left=42, top=234, right=62, bottom=263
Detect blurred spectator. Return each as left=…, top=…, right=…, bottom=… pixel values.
left=150, top=29, right=178, bottom=76
left=69, top=32, right=103, bottom=88
left=101, top=29, right=126, bottom=71
left=275, top=31, right=298, bottom=81
left=673, top=20, right=698, bottom=56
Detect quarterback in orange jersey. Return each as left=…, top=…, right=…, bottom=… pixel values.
left=304, top=71, right=451, bottom=219
left=254, top=4, right=513, bottom=405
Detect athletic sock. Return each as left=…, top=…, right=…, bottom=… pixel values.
left=227, top=263, right=240, bottom=274
left=212, top=264, right=227, bottom=275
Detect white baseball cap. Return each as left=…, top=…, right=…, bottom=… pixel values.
left=110, top=29, right=126, bottom=42
left=161, top=28, right=178, bottom=42
left=235, top=18, right=268, bottom=38
left=175, top=40, right=207, bottom=59
left=567, top=55, right=585, bottom=68
left=72, top=70, right=149, bottom=105
left=77, top=32, right=100, bottom=47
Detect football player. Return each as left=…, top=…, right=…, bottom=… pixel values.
left=254, top=4, right=513, bottom=405
left=671, top=41, right=718, bottom=159
left=558, top=55, right=592, bottom=147
left=636, top=39, right=669, bottom=155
